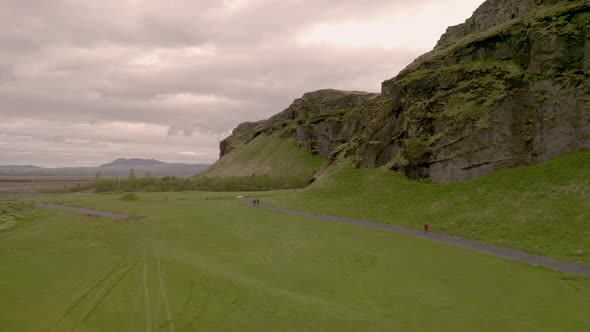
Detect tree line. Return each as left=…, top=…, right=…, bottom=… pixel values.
left=91, top=168, right=310, bottom=192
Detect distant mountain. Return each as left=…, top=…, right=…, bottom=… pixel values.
left=0, top=165, right=43, bottom=173
left=100, top=158, right=165, bottom=168
left=0, top=159, right=211, bottom=177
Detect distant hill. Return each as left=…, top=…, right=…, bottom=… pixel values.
left=0, top=159, right=210, bottom=177
left=0, top=165, right=43, bottom=173
left=100, top=158, right=165, bottom=168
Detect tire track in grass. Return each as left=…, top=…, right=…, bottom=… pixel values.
left=157, top=254, right=176, bottom=332
left=80, top=263, right=136, bottom=322
left=143, top=249, right=152, bottom=332
left=38, top=262, right=125, bottom=332
left=126, top=271, right=144, bottom=332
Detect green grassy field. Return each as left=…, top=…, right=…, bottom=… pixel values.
left=202, top=134, right=325, bottom=179
left=0, top=200, right=38, bottom=232
left=267, top=152, right=590, bottom=264
left=1, top=192, right=589, bottom=331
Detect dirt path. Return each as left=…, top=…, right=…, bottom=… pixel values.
left=36, top=203, right=133, bottom=220
left=248, top=201, right=590, bottom=278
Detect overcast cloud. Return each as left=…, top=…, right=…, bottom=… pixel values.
left=0, top=0, right=484, bottom=167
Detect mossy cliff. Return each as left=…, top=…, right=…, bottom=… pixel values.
left=217, top=0, right=590, bottom=182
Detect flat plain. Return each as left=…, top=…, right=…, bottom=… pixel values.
left=0, top=176, right=96, bottom=195
left=1, top=192, right=589, bottom=331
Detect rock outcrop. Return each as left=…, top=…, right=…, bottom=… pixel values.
left=219, top=89, right=379, bottom=158
left=218, top=0, right=590, bottom=182
left=435, top=0, right=578, bottom=49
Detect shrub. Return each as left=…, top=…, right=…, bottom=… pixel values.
left=0, top=201, right=37, bottom=232
left=92, top=174, right=312, bottom=193
left=120, top=193, right=139, bottom=201
left=403, top=135, right=433, bottom=166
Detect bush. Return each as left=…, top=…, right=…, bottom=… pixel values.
left=92, top=174, right=311, bottom=193
left=403, top=135, right=433, bottom=166
left=0, top=201, right=38, bottom=232
left=120, top=193, right=139, bottom=201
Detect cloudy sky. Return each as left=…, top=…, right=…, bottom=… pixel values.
left=0, top=0, right=484, bottom=167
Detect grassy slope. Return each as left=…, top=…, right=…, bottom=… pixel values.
left=202, top=134, right=325, bottom=179
left=267, top=151, right=590, bottom=264
left=0, top=192, right=588, bottom=331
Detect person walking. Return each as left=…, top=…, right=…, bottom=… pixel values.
left=424, top=223, right=430, bottom=232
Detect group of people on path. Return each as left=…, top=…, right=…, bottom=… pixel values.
left=249, top=197, right=430, bottom=232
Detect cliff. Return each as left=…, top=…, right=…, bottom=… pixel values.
left=216, top=0, right=590, bottom=182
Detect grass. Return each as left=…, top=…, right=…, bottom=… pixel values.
left=0, top=191, right=588, bottom=331
left=396, top=69, right=431, bottom=88
left=267, top=151, right=590, bottom=264
left=0, top=200, right=39, bottom=232
left=202, top=133, right=325, bottom=179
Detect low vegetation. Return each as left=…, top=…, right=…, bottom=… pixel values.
left=91, top=134, right=325, bottom=192
left=92, top=174, right=311, bottom=192
left=119, top=193, right=139, bottom=201
left=202, top=134, right=325, bottom=179
left=268, top=151, right=590, bottom=264
left=0, top=201, right=38, bottom=232
left=1, top=192, right=588, bottom=331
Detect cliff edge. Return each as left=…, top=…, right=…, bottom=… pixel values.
left=215, top=0, right=589, bottom=182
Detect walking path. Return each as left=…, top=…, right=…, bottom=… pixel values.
left=37, top=202, right=590, bottom=277
left=36, top=203, right=132, bottom=220
left=248, top=201, right=590, bottom=278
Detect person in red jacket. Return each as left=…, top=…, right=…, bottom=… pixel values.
left=424, top=224, right=430, bottom=232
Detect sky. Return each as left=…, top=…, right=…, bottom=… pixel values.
left=0, top=0, right=485, bottom=167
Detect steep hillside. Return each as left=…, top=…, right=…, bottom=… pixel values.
left=267, top=151, right=590, bottom=264
left=203, top=133, right=325, bottom=180
left=218, top=0, right=589, bottom=182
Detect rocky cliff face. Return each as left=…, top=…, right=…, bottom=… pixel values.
left=219, top=89, right=379, bottom=158
left=435, top=0, right=577, bottom=49
left=219, top=0, right=590, bottom=182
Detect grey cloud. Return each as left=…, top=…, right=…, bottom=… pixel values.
left=0, top=0, right=483, bottom=166
left=1, top=43, right=416, bottom=131
left=0, top=64, right=14, bottom=84
left=1, top=0, right=438, bottom=49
